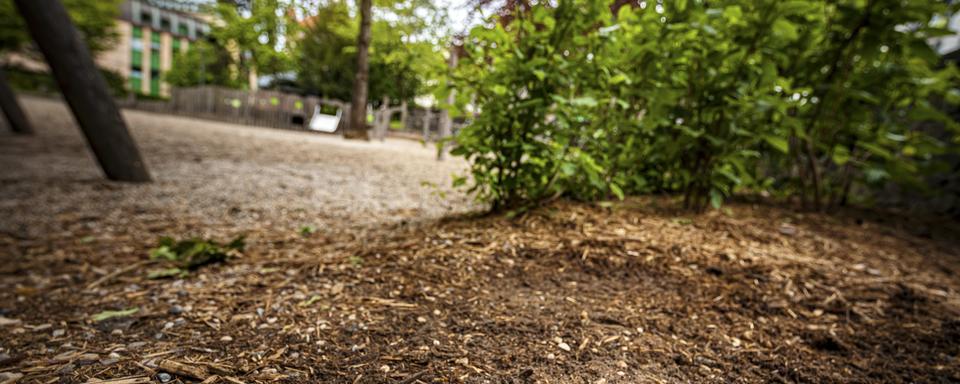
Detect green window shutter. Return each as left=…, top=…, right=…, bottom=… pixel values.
left=150, top=78, right=160, bottom=95
left=151, top=51, right=160, bottom=68
left=172, top=39, right=180, bottom=53
left=133, top=26, right=142, bottom=39
left=151, top=31, right=160, bottom=44
left=131, top=51, right=142, bottom=67
left=131, top=78, right=141, bottom=93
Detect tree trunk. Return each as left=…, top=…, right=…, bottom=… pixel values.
left=422, top=107, right=432, bottom=141
left=13, top=0, right=151, bottom=182
left=0, top=68, right=33, bottom=135
left=346, top=0, right=372, bottom=140
left=437, top=48, right=457, bottom=160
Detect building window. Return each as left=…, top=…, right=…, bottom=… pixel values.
left=150, top=70, right=160, bottom=95
left=177, top=24, right=188, bottom=36
left=131, top=27, right=143, bottom=92
left=161, top=17, right=171, bottom=32
left=150, top=30, right=161, bottom=50
left=141, top=12, right=151, bottom=26
left=130, top=69, right=142, bottom=92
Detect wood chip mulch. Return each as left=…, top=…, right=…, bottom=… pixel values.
left=1, top=198, right=959, bottom=383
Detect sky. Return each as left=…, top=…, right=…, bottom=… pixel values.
left=435, top=0, right=481, bottom=35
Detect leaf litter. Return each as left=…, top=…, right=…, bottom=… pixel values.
left=0, top=198, right=958, bottom=383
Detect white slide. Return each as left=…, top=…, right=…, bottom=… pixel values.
left=308, top=106, right=341, bottom=133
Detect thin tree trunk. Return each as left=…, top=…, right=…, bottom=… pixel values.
left=437, top=48, right=457, bottom=160
left=0, top=68, right=33, bottom=135
left=14, top=0, right=150, bottom=182
left=421, top=107, right=432, bottom=141
left=346, top=0, right=372, bottom=140
left=804, top=138, right=822, bottom=211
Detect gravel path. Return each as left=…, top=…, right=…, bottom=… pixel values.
left=0, top=96, right=472, bottom=240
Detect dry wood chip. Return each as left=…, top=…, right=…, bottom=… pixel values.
left=158, top=359, right=210, bottom=380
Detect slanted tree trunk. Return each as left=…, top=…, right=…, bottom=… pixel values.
left=346, top=0, right=372, bottom=140
left=13, top=0, right=151, bottom=182
left=0, top=68, right=33, bottom=135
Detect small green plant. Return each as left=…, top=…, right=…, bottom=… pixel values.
left=348, top=256, right=364, bottom=267
left=147, top=235, right=245, bottom=278
left=300, top=225, right=317, bottom=236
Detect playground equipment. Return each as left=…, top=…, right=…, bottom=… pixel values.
left=308, top=106, right=342, bottom=133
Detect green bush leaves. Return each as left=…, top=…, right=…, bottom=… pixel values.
left=452, top=0, right=960, bottom=212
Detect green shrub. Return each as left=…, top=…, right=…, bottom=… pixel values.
left=452, top=0, right=960, bottom=212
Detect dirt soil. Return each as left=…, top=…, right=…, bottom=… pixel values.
left=2, top=98, right=960, bottom=384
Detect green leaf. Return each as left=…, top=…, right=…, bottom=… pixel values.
left=91, top=308, right=139, bottom=322
left=763, top=136, right=790, bottom=153
left=533, top=69, right=546, bottom=81
left=710, top=189, right=723, bottom=210
left=570, top=97, right=598, bottom=107
left=610, top=73, right=630, bottom=85
left=609, top=183, right=625, bottom=200
left=300, top=226, right=317, bottom=236
left=832, top=145, right=850, bottom=165
left=149, top=246, right=177, bottom=261
left=859, top=142, right=893, bottom=160
left=772, top=18, right=799, bottom=41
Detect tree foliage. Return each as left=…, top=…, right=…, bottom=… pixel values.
left=452, top=0, right=960, bottom=212
left=296, top=0, right=446, bottom=104
left=0, top=0, right=123, bottom=54
left=165, top=40, right=243, bottom=88
left=166, top=0, right=297, bottom=89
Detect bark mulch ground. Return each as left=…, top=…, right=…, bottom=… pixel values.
left=2, top=198, right=958, bottom=383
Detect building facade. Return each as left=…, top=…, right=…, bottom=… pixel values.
left=98, top=0, right=210, bottom=97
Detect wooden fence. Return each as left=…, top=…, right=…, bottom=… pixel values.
left=117, top=85, right=464, bottom=141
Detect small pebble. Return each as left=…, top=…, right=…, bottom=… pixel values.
left=379, top=364, right=391, bottom=373
left=416, top=316, right=427, bottom=323
left=111, top=329, right=123, bottom=335
left=546, top=353, right=556, bottom=360
left=168, top=305, right=184, bottom=315
left=158, top=372, right=172, bottom=382
left=220, top=336, right=233, bottom=342
left=127, top=342, right=147, bottom=350
left=52, top=329, right=65, bottom=337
